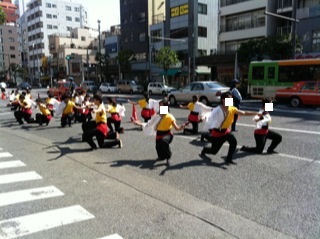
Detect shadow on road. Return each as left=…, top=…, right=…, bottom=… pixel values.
left=110, top=159, right=157, bottom=170
left=46, top=145, right=92, bottom=161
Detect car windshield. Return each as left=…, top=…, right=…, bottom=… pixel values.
left=130, top=81, right=137, bottom=85
left=206, top=82, right=227, bottom=89
left=110, top=83, right=116, bottom=86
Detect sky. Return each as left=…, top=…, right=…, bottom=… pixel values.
left=75, top=0, right=120, bottom=31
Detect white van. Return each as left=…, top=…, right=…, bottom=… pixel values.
left=147, top=82, right=176, bottom=95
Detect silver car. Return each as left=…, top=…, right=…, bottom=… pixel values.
left=99, top=82, right=118, bottom=93
left=168, top=81, right=230, bottom=105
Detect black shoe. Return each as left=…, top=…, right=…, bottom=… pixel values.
left=267, top=150, right=278, bottom=154
left=200, top=149, right=206, bottom=157
left=240, top=146, right=246, bottom=151
left=166, top=159, right=170, bottom=167
left=200, top=134, right=205, bottom=142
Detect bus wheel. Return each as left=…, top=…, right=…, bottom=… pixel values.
left=290, top=97, right=301, bottom=108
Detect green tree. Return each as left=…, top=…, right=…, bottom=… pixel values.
left=238, top=34, right=302, bottom=64
left=155, top=46, right=179, bottom=83
left=95, top=52, right=109, bottom=82
left=10, top=63, right=28, bottom=84
left=0, top=7, right=6, bottom=25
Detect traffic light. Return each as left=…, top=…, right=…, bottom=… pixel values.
left=66, top=55, right=71, bottom=60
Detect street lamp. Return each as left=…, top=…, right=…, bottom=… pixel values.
left=97, top=19, right=102, bottom=82
left=32, top=44, right=35, bottom=84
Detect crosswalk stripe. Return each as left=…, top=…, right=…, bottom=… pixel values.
left=0, top=161, right=26, bottom=170
left=97, top=234, right=124, bottom=239
left=0, top=205, right=95, bottom=238
left=0, top=148, right=3, bottom=150
left=0, top=186, right=64, bottom=207
left=0, top=152, right=13, bottom=158
left=0, top=172, right=42, bottom=185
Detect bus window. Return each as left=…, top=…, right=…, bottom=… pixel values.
left=252, top=66, right=264, bottom=80
left=268, top=67, right=275, bottom=79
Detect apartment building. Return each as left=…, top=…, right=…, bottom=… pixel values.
left=18, top=0, right=88, bottom=82
left=0, top=0, right=19, bottom=23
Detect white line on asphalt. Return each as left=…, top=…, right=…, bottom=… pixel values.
left=240, top=106, right=320, bottom=116
left=0, top=171, right=42, bottom=185
left=0, top=186, right=64, bottom=207
left=0, top=152, right=13, bottom=158
left=0, top=160, right=26, bottom=169
left=0, top=205, right=95, bottom=238
left=236, top=123, right=320, bottom=135
left=0, top=148, right=3, bottom=150
left=97, top=234, right=124, bottom=239
left=176, top=135, right=319, bottom=163
left=0, top=112, right=12, bottom=116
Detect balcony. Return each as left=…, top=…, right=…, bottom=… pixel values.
left=220, top=18, right=265, bottom=33
left=277, top=25, right=292, bottom=35
left=221, top=0, right=251, bottom=7
left=297, top=5, right=320, bottom=19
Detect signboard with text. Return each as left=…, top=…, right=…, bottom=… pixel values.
left=170, top=4, right=189, bottom=18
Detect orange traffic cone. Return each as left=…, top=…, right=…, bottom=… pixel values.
left=131, top=104, right=138, bottom=122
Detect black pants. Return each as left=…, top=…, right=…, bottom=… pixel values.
left=82, top=121, right=119, bottom=149
left=14, top=111, right=36, bottom=124
left=107, top=117, right=124, bottom=133
left=184, top=121, right=199, bottom=134
left=36, top=113, right=51, bottom=126
left=241, top=130, right=282, bottom=154
left=61, top=113, right=74, bottom=127
left=156, top=134, right=173, bottom=160
left=201, top=129, right=213, bottom=141
left=202, top=133, right=237, bottom=162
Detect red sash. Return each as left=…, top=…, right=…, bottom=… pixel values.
left=111, top=113, right=121, bottom=121
left=47, top=104, right=54, bottom=110
left=211, top=128, right=231, bottom=138
left=97, top=123, right=108, bottom=137
left=22, top=108, right=32, bottom=115
left=156, top=130, right=172, bottom=140
left=46, top=115, right=52, bottom=121
left=188, top=111, right=200, bottom=123
left=141, top=108, right=152, bottom=118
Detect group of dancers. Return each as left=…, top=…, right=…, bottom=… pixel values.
left=4, top=85, right=282, bottom=166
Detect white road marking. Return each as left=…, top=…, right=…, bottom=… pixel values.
left=97, top=234, right=124, bottom=239
left=0, top=148, right=3, bottom=150
left=0, top=152, right=13, bottom=159
left=0, top=112, right=12, bottom=116
left=0, top=161, right=26, bottom=170
left=176, top=135, right=319, bottom=163
left=240, top=106, right=320, bottom=116
left=236, top=123, right=320, bottom=135
left=0, top=205, right=95, bottom=238
left=0, top=172, right=42, bottom=185
left=0, top=186, right=64, bottom=207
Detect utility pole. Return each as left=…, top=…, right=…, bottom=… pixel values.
left=32, top=44, right=35, bottom=84
left=97, top=19, right=102, bottom=82
left=292, top=0, right=297, bottom=59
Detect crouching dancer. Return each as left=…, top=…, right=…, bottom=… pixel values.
left=35, top=98, right=52, bottom=126
left=240, top=98, right=282, bottom=154
left=200, top=92, right=263, bottom=165
left=82, top=94, right=122, bottom=150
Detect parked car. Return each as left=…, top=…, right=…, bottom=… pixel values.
left=99, top=82, right=118, bottom=93
left=17, top=81, right=32, bottom=90
left=80, top=81, right=98, bottom=92
left=275, top=81, right=320, bottom=107
left=117, top=80, right=144, bottom=94
left=168, top=81, right=230, bottom=106
left=48, top=80, right=82, bottom=97
left=147, top=82, right=176, bottom=95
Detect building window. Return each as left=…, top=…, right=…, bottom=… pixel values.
left=198, top=3, right=207, bottom=15
left=8, top=29, right=12, bottom=34
left=130, top=32, right=134, bottom=41
left=66, top=16, right=72, bottom=21
left=65, top=6, right=71, bottom=11
left=139, top=33, right=146, bottom=42
left=225, top=9, right=265, bottom=32
left=122, top=18, right=127, bottom=24
left=198, top=27, right=207, bottom=37
left=122, top=0, right=127, bottom=5
left=53, top=25, right=58, bottom=29
left=74, top=7, right=80, bottom=12
left=9, top=37, right=14, bottom=42
left=81, top=36, right=86, bottom=41
left=10, top=46, right=15, bottom=50
left=47, top=24, right=53, bottom=29
left=75, top=17, right=80, bottom=22
left=67, top=26, right=72, bottom=31
left=46, top=14, right=52, bottom=19
left=151, top=29, right=162, bottom=42
left=170, top=27, right=188, bottom=39
left=52, top=4, right=56, bottom=8
left=10, top=54, right=16, bottom=59
left=46, top=3, right=51, bottom=8
left=312, top=30, right=320, bottom=51
left=53, top=15, right=57, bottom=19
left=138, top=12, right=146, bottom=22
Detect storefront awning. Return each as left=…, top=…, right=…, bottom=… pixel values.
left=160, top=69, right=181, bottom=76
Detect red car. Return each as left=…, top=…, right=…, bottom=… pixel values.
left=275, top=81, right=320, bottom=107
left=48, top=81, right=82, bottom=97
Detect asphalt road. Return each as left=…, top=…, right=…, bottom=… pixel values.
left=0, top=90, right=319, bottom=239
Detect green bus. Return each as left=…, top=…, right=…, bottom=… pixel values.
left=247, top=59, right=320, bottom=98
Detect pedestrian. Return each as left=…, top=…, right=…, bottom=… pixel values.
left=14, top=93, right=36, bottom=125
left=0, top=81, right=6, bottom=100
left=106, top=97, right=124, bottom=134
left=82, top=94, right=122, bottom=150
left=45, top=91, right=59, bottom=117
left=35, top=98, right=52, bottom=126
left=7, top=89, right=20, bottom=111
left=79, top=94, right=92, bottom=123
left=68, top=76, right=76, bottom=95
left=133, top=98, right=186, bottom=166
left=127, top=93, right=156, bottom=122
left=180, top=95, right=212, bottom=135
left=200, top=92, right=263, bottom=165
left=240, top=98, right=282, bottom=154
left=230, top=79, right=242, bottom=131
